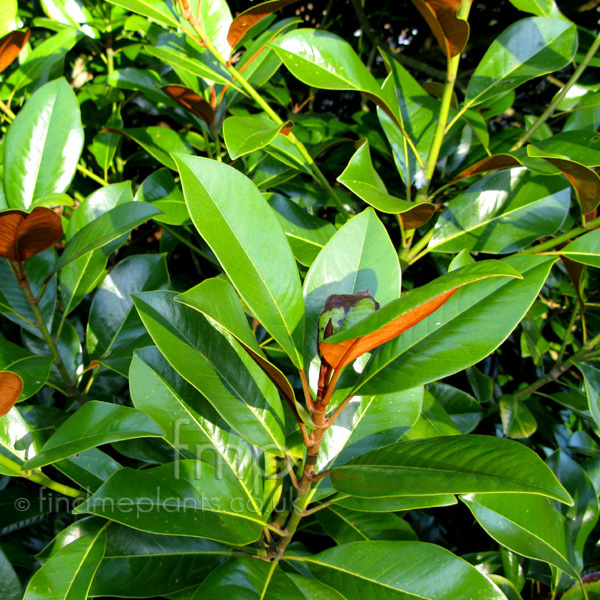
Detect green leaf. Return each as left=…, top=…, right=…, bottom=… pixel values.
left=560, top=230, right=600, bottom=268
left=0, top=407, right=38, bottom=474
left=90, top=524, right=231, bottom=598
left=465, top=17, right=577, bottom=107
left=4, top=78, right=84, bottom=209
left=267, top=194, right=336, bottom=267
left=403, top=390, right=462, bottom=439
left=337, top=139, right=435, bottom=224
left=269, top=29, right=398, bottom=123
left=132, top=291, right=286, bottom=455
left=507, top=0, right=564, bottom=18
left=106, top=0, right=180, bottom=29
left=461, top=493, right=579, bottom=578
left=349, top=256, right=556, bottom=396
left=54, top=201, right=162, bottom=272
left=290, top=541, right=507, bottom=600
left=105, top=127, right=193, bottom=170
left=130, top=347, right=264, bottom=515
left=174, top=154, right=305, bottom=368
left=330, top=435, right=572, bottom=504
left=0, top=0, right=17, bottom=37
left=54, top=448, right=122, bottom=493
left=334, top=494, right=458, bottom=512
left=575, top=362, right=600, bottom=430
left=75, top=460, right=267, bottom=545
left=0, top=334, right=53, bottom=400
left=223, top=114, right=293, bottom=159
left=1, top=29, right=83, bottom=97
left=87, top=254, right=169, bottom=360
left=532, top=131, right=600, bottom=167
left=428, top=382, right=483, bottom=434
left=430, top=168, right=570, bottom=253
left=317, top=505, right=416, bottom=544
left=135, top=168, right=189, bottom=226
left=193, top=557, right=344, bottom=600
left=0, top=546, right=21, bottom=600
left=303, top=208, right=401, bottom=374
left=499, top=394, right=537, bottom=438
left=22, top=529, right=106, bottom=600
left=23, top=401, right=165, bottom=469
left=91, top=131, right=120, bottom=175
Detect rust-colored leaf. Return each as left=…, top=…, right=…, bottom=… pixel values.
left=411, top=0, right=469, bottom=58
left=162, top=85, right=216, bottom=125
left=0, top=29, right=30, bottom=74
left=400, top=204, right=437, bottom=229
left=320, top=289, right=457, bottom=370
left=228, top=0, right=301, bottom=49
left=585, top=208, right=598, bottom=224
left=0, top=371, right=23, bottom=416
left=0, top=207, right=63, bottom=262
left=280, top=121, right=294, bottom=136
left=453, top=155, right=521, bottom=183
left=544, top=157, right=600, bottom=216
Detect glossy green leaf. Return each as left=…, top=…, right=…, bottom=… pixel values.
left=291, top=541, right=506, bottom=600
left=174, top=154, right=305, bottom=368
left=499, top=394, right=537, bottom=438
left=106, top=0, right=179, bottom=28
left=269, top=29, right=398, bottom=123
left=75, top=460, right=267, bottom=545
left=378, top=58, right=440, bottom=187
left=465, top=17, right=577, bottom=107
left=223, top=114, right=292, bottom=159
left=0, top=0, right=17, bottom=37
left=23, top=401, right=164, bottom=469
left=560, top=230, right=600, bottom=268
left=0, top=334, right=53, bottom=400
left=349, top=256, right=555, bottom=397
left=533, top=131, right=600, bottom=167
left=91, top=131, right=120, bottom=176
left=90, top=524, right=231, bottom=598
left=303, top=208, right=401, bottom=375
left=430, top=168, right=570, bottom=253
left=330, top=435, right=572, bottom=503
left=0, top=407, right=38, bottom=474
left=135, top=168, right=189, bottom=226
left=60, top=182, right=134, bottom=316
left=22, top=529, right=106, bottom=600
left=54, top=201, right=162, bottom=272
left=87, top=254, right=169, bottom=360
left=403, top=390, right=462, bottom=439
left=461, top=493, right=579, bottom=578
left=317, top=505, right=416, bottom=544
left=508, top=0, right=563, bottom=17
left=1, top=29, right=83, bottom=97
left=54, top=448, right=122, bottom=493
left=130, top=347, right=264, bottom=514
left=576, top=363, right=600, bottom=430
left=105, top=126, right=193, bottom=170
left=133, top=290, right=286, bottom=454
left=267, top=194, right=336, bottom=267
left=428, top=382, right=483, bottom=434
left=334, top=493, right=458, bottom=512
left=194, top=557, right=343, bottom=600
left=4, top=78, right=83, bottom=209
left=337, top=139, right=435, bottom=225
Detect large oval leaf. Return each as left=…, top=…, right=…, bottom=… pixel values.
left=350, top=256, right=556, bottom=396
left=289, top=541, right=506, bottom=600
left=465, top=17, right=577, bottom=107
left=23, top=401, right=165, bottom=470
left=560, top=229, right=600, bottom=268
left=132, top=291, right=286, bottom=455
left=174, top=154, right=305, bottom=368
left=462, top=493, right=579, bottom=578
left=330, top=435, right=572, bottom=504
left=4, top=78, right=84, bottom=209
left=430, top=168, right=570, bottom=254
left=75, top=460, right=267, bottom=545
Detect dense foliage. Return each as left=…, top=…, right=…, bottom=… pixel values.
left=1, top=0, right=600, bottom=598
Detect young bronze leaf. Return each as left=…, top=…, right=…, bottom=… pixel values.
left=453, top=155, right=522, bottom=183
left=0, top=371, right=23, bottom=416
left=162, top=85, right=215, bottom=125
left=228, top=0, right=301, bottom=49
left=321, top=289, right=457, bottom=369
left=411, top=0, right=469, bottom=57
left=0, top=207, right=63, bottom=262
left=320, top=261, right=521, bottom=370
left=0, top=29, right=30, bottom=74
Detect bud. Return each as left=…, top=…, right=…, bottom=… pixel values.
left=318, top=290, right=380, bottom=348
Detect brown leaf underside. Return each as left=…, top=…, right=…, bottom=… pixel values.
left=0, top=371, right=23, bottom=416
left=320, top=289, right=457, bottom=369
left=0, top=29, right=30, bottom=74
left=162, top=85, right=216, bottom=125
left=0, top=207, right=63, bottom=262
left=411, top=0, right=468, bottom=58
